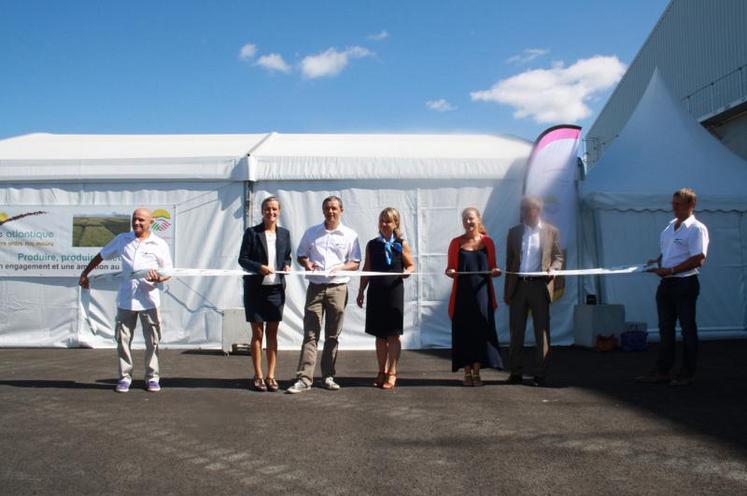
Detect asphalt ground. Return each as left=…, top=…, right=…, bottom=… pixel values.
left=1, top=341, right=746, bottom=495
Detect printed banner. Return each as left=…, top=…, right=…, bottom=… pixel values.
left=524, top=125, right=582, bottom=299
left=523, top=124, right=582, bottom=249
left=0, top=206, right=175, bottom=277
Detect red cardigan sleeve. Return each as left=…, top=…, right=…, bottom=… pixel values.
left=447, top=237, right=460, bottom=319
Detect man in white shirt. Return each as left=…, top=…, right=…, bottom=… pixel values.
left=287, top=196, right=361, bottom=393
left=79, top=208, right=173, bottom=393
left=638, top=188, right=709, bottom=387
left=504, top=196, right=563, bottom=387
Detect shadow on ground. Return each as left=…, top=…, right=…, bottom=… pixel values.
left=450, top=340, right=747, bottom=454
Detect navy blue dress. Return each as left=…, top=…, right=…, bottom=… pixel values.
left=364, top=238, right=405, bottom=337
left=451, top=248, right=502, bottom=371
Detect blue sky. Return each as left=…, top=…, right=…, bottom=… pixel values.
left=0, top=0, right=669, bottom=142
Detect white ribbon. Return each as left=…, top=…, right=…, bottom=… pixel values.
left=506, top=264, right=651, bottom=277
left=88, top=263, right=654, bottom=283
left=79, top=263, right=654, bottom=333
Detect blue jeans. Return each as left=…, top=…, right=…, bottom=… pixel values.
left=655, top=276, right=700, bottom=377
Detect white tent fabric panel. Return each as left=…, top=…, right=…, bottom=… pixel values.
left=0, top=181, right=245, bottom=348
left=0, top=157, right=252, bottom=182
left=254, top=133, right=528, bottom=158
left=0, top=133, right=266, bottom=160
left=250, top=133, right=531, bottom=180
left=0, top=277, right=78, bottom=347
left=0, top=133, right=268, bottom=182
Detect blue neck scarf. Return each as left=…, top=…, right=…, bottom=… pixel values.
left=378, top=233, right=402, bottom=266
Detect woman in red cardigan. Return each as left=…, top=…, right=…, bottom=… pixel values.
left=445, top=207, right=503, bottom=386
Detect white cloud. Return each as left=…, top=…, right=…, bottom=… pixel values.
left=238, top=43, right=257, bottom=61
left=470, top=55, right=626, bottom=123
left=368, top=30, right=389, bottom=41
left=301, top=46, right=374, bottom=79
left=426, top=99, right=457, bottom=112
left=506, top=48, right=548, bottom=65
left=255, top=53, right=292, bottom=74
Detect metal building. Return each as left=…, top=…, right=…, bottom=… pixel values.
left=586, top=0, right=747, bottom=165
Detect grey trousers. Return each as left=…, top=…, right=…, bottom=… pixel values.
left=115, top=307, right=162, bottom=381
left=509, top=280, right=551, bottom=378
left=296, top=283, right=348, bottom=385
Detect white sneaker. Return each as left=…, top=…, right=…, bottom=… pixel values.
left=286, top=379, right=311, bottom=394
left=115, top=378, right=131, bottom=393
left=322, top=377, right=341, bottom=391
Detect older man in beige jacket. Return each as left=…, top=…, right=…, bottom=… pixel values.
left=504, top=197, right=563, bottom=387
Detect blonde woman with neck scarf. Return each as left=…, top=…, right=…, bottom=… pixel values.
left=357, top=208, right=415, bottom=390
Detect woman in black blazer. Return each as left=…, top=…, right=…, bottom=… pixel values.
left=238, top=196, right=292, bottom=392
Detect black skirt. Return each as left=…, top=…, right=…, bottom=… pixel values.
left=364, top=238, right=405, bottom=338
left=244, top=283, right=285, bottom=323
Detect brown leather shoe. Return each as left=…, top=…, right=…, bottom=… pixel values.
left=252, top=377, right=267, bottom=392
left=668, top=375, right=694, bottom=387
left=507, top=374, right=523, bottom=385
left=264, top=377, right=279, bottom=392
left=635, top=372, right=670, bottom=384
left=530, top=376, right=546, bottom=387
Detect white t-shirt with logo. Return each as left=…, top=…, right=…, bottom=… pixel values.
left=100, top=231, right=173, bottom=310
left=660, top=215, right=709, bottom=278
left=297, top=222, right=361, bottom=284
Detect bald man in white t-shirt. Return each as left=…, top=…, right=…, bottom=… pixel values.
left=79, top=208, right=172, bottom=393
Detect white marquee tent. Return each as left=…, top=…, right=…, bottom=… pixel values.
left=0, top=132, right=575, bottom=350
left=580, top=70, right=747, bottom=337
left=0, top=133, right=266, bottom=348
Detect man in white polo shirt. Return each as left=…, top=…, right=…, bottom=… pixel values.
left=287, top=196, right=361, bottom=393
left=638, top=188, right=709, bottom=387
left=79, top=208, right=173, bottom=393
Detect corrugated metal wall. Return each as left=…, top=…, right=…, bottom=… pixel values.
left=586, top=0, right=747, bottom=164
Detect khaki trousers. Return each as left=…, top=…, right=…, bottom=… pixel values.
left=296, top=283, right=348, bottom=385
left=509, top=280, right=551, bottom=378
left=115, top=307, right=162, bottom=381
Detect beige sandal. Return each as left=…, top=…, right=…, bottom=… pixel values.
left=472, top=373, right=483, bottom=387
left=382, top=373, right=397, bottom=390
left=463, top=370, right=473, bottom=387
left=373, top=371, right=386, bottom=388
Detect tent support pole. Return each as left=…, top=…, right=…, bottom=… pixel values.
left=415, top=187, right=423, bottom=349
left=592, top=208, right=605, bottom=304
left=244, top=181, right=254, bottom=229
left=576, top=210, right=582, bottom=307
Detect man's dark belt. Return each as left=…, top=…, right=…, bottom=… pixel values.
left=661, top=274, right=698, bottom=283
left=309, top=281, right=347, bottom=287
left=518, top=276, right=546, bottom=281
